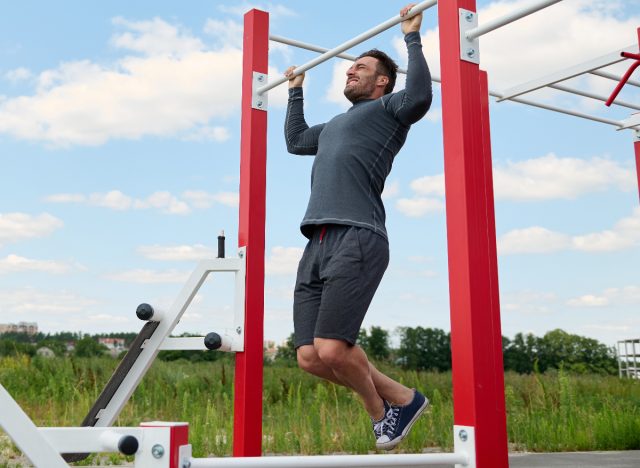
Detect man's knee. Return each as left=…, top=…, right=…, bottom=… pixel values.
left=314, top=338, right=349, bottom=369
left=296, top=345, right=321, bottom=374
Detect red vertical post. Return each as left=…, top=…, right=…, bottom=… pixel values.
left=235, top=9, right=268, bottom=457
left=438, top=2, right=508, bottom=467
left=634, top=136, right=640, bottom=204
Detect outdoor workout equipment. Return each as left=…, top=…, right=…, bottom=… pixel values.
left=1, top=1, right=639, bottom=467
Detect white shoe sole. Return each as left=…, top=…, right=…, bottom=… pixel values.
left=376, top=397, right=429, bottom=451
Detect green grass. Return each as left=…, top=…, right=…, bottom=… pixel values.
left=1, top=355, right=639, bottom=464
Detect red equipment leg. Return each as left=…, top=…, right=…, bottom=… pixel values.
left=235, top=8, right=269, bottom=457
left=635, top=135, right=640, bottom=204
left=438, top=2, right=509, bottom=467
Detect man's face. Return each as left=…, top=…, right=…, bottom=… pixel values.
left=344, top=56, right=385, bottom=103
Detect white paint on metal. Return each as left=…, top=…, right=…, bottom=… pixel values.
left=39, top=427, right=142, bottom=453
left=188, top=452, right=468, bottom=467
left=466, top=0, right=562, bottom=40
left=618, top=112, right=640, bottom=130
left=0, top=385, right=68, bottom=468
left=92, top=255, right=246, bottom=427
left=252, top=72, right=268, bottom=111
left=256, top=0, right=437, bottom=95
left=459, top=9, right=480, bottom=65
left=590, top=69, right=640, bottom=88
left=548, top=83, right=640, bottom=111
left=454, top=425, right=475, bottom=468
left=498, top=46, right=636, bottom=101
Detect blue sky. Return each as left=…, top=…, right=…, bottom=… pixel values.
left=0, top=0, right=638, bottom=348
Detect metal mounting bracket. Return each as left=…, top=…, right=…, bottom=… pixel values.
left=454, top=425, right=476, bottom=468
left=634, top=129, right=640, bottom=142
left=252, top=72, right=268, bottom=111
left=459, top=9, right=480, bottom=65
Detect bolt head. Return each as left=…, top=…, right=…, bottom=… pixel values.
left=258, top=75, right=264, bottom=82
left=236, top=326, right=242, bottom=335
left=238, top=250, right=244, bottom=258
left=458, top=429, right=468, bottom=442
left=465, top=12, right=474, bottom=21
left=466, top=48, right=476, bottom=57
left=151, top=444, right=165, bottom=459
left=257, top=101, right=263, bottom=107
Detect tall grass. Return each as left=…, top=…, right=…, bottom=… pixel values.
left=1, top=355, right=639, bottom=464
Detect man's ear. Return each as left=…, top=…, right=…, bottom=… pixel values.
left=377, top=75, right=389, bottom=87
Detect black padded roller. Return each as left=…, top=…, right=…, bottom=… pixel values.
left=118, top=435, right=139, bottom=455
left=136, top=303, right=154, bottom=321
left=204, top=332, right=222, bottom=350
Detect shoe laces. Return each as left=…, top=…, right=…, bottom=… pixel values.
left=373, top=406, right=400, bottom=438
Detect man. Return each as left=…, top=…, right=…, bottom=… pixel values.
left=284, top=4, right=432, bottom=450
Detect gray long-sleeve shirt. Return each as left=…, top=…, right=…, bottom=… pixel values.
left=285, top=32, right=432, bottom=240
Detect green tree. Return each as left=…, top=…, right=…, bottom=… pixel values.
left=397, top=326, right=451, bottom=371
left=73, top=337, right=108, bottom=357
left=274, top=333, right=297, bottom=365
left=503, top=332, right=538, bottom=373
left=359, top=326, right=390, bottom=361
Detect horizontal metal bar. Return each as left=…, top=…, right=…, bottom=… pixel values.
left=466, top=0, right=562, bottom=40
left=491, top=87, right=625, bottom=128
left=269, top=34, right=407, bottom=75
left=619, top=113, right=640, bottom=130
left=590, top=69, right=640, bottom=88
left=40, top=427, right=143, bottom=453
left=190, top=452, right=468, bottom=468
left=498, top=46, right=635, bottom=101
left=549, top=83, right=640, bottom=111
left=257, top=0, right=437, bottom=95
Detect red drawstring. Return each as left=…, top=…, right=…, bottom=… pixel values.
left=319, top=226, right=327, bottom=243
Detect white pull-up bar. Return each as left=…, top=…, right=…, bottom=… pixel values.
left=465, top=0, right=563, bottom=40
left=256, top=0, right=438, bottom=96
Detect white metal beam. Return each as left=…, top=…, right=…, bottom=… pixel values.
left=549, top=83, right=640, bottom=111
left=619, top=113, right=640, bottom=130
left=257, top=0, right=437, bottom=95
left=498, top=46, right=636, bottom=101
left=466, top=0, right=562, bottom=40
left=590, top=69, right=640, bottom=88
left=0, top=385, right=68, bottom=468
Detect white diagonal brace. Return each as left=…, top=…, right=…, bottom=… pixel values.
left=618, top=113, right=640, bottom=130
left=0, top=385, right=68, bottom=468
left=498, top=46, right=636, bottom=101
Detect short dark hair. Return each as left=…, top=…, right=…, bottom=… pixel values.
left=357, top=49, right=398, bottom=94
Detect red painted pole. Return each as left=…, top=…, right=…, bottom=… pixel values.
left=235, top=8, right=268, bottom=457
left=438, top=1, right=508, bottom=467
left=634, top=137, right=640, bottom=204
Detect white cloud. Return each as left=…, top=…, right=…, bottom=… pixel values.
left=395, top=197, right=444, bottom=217
left=498, top=226, right=571, bottom=254
left=0, top=288, right=97, bottom=316
left=410, top=174, right=445, bottom=197
left=0, top=18, right=243, bottom=146
left=138, top=244, right=216, bottom=261
left=568, top=285, right=640, bottom=308
left=0, top=212, right=63, bottom=247
left=0, top=254, right=73, bottom=275
left=111, top=17, right=205, bottom=57
left=46, top=189, right=240, bottom=214
left=182, top=190, right=239, bottom=208
left=408, top=154, right=635, bottom=202
left=382, top=180, right=399, bottom=200
left=217, top=3, right=296, bottom=19
left=182, top=125, right=231, bottom=142
left=567, top=294, right=609, bottom=307
left=89, top=190, right=133, bottom=210
left=5, top=67, right=32, bottom=82
left=133, top=191, right=191, bottom=215
left=204, top=19, right=244, bottom=49
left=265, top=246, right=303, bottom=275
left=105, top=269, right=190, bottom=284
left=326, top=61, right=351, bottom=108
left=493, top=154, right=635, bottom=201
left=499, top=208, right=640, bottom=254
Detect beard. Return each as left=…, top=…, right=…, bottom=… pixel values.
left=343, top=74, right=378, bottom=103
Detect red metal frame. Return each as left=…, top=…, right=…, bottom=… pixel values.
left=140, top=422, right=189, bottom=468
left=635, top=138, right=640, bottom=204
left=438, top=1, right=508, bottom=467
left=606, top=28, right=640, bottom=107
left=235, top=9, right=269, bottom=457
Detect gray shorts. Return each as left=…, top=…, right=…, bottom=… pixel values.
left=293, top=224, right=389, bottom=348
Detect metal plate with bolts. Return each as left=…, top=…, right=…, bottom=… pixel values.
left=459, top=9, right=480, bottom=65
left=252, top=72, right=268, bottom=111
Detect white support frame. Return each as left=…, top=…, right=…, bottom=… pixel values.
left=93, top=248, right=246, bottom=427
left=498, top=46, right=637, bottom=102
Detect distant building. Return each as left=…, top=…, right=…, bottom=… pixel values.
left=264, top=340, right=277, bottom=361
left=0, top=322, right=38, bottom=335
left=98, top=337, right=127, bottom=357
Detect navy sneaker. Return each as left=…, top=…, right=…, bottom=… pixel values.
left=371, top=400, right=394, bottom=446
left=375, top=390, right=429, bottom=450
